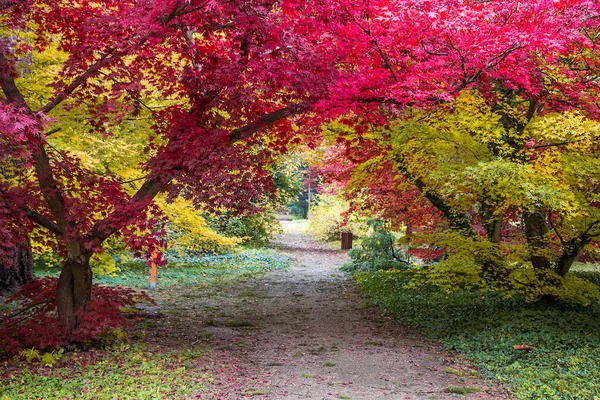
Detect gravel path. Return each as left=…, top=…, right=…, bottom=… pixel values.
left=148, top=221, right=508, bottom=399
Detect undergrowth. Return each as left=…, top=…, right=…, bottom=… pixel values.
left=2, top=250, right=286, bottom=355
left=0, top=278, right=152, bottom=357
left=0, top=344, right=214, bottom=399
left=34, top=249, right=289, bottom=288
left=354, top=269, right=600, bottom=399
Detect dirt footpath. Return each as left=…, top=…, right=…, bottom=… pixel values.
left=149, top=221, right=508, bottom=399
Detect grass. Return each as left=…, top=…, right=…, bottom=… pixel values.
left=447, top=385, right=480, bottom=395
left=287, top=218, right=310, bottom=233
left=244, top=388, right=270, bottom=396
left=354, top=269, right=600, bottom=400
left=0, top=344, right=213, bottom=399
left=571, top=262, right=600, bottom=272
left=34, top=248, right=289, bottom=288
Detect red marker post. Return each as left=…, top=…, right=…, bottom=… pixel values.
left=150, top=249, right=158, bottom=289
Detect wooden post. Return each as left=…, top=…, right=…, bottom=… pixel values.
left=341, top=232, right=353, bottom=250
left=150, top=249, right=158, bottom=289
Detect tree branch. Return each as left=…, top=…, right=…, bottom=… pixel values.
left=89, top=176, right=169, bottom=245
left=548, top=211, right=565, bottom=245
left=229, top=104, right=302, bottom=143
left=36, top=2, right=195, bottom=116
left=90, top=102, right=304, bottom=245
left=395, top=154, right=475, bottom=235
left=24, top=209, right=63, bottom=236
left=4, top=300, right=51, bottom=320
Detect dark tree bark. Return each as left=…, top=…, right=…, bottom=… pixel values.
left=395, top=155, right=475, bottom=236
left=523, top=211, right=552, bottom=270
left=0, top=239, right=33, bottom=297
left=482, top=202, right=502, bottom=244
left=555, top=245, right=581, bottom=277
left=56, top=241, right=92, bottom=331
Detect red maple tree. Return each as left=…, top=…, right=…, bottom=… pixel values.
left=0, top=0, right=338, bottom=333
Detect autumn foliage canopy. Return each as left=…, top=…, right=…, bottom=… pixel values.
left=1, top=0, right=600, bottom=334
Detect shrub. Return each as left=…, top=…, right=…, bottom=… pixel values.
left=0, top=277, right=152, bottom=357
left=160, top=198, right=242, bottom=254
left=343, top=219, right=410, bottom=272
left=206, top=208, right=282, bottom=246
left=308, top=194, right=367, bottom=242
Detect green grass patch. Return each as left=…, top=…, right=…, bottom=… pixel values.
left=444, top=367, right=463, bottom=376
left=288, top=218, right=310, bottom=232
left=447, top=385, right=480, bottom=395
left=354, top=270, right=600, bottom=399
left=0, top=345, right=213, bottom=399
left=34, top=249, right=289, bottom=288
left=244, top=388, right=270, bottom=396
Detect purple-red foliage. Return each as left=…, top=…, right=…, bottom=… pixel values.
left=0, top=277, right=151, bottom=357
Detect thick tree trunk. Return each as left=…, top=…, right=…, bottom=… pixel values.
left=523, top=211, right=552, bottom=270
left=482, top=202, right=503, bottom=244
left=0, top=239, right=33, bottom=297
left=555, top=236, right=590, bottom=277
left=555, top=249, right=579, bottom=278
left=56, top=243, right=92, bottom=332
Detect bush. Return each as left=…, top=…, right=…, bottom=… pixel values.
left=161, top=198, right=243, bottom=254
left=0, top=277, right=152, bottom=357
left=343, top=219, right=410, bottom=272
left=308, top=194, right=367, bottom=242
left=354, top=269, right=600, bottom=399
left=206, top=208, right=282, bottom=246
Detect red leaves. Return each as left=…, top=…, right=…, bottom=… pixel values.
left=0, top=277, right=152, bottom=357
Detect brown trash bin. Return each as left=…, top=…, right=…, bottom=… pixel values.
left=341, top=232, right=353, bottom=250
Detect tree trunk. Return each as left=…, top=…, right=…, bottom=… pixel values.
left=481, top=202, right=503, bottom=244
left=0, top=238, right=33, bottom=297
left=523, top=211, right=552, bottom=270
left=395, top=155, right=475, bottom=236
left=56, top=242, right=92, bottom=332
left=555, top=249, right=579, bottom=278
left=555, top=237, right=589, bottom=277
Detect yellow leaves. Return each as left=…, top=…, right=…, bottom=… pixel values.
left=347, top=155, right=386, bottom=191
left=15, top=41, right=68, bottom=110
left=506, top=267, right=600, bottom=305
left=526, top=112, right=600, bottom=149
left=462, top=160, right=573, bottom=212
left=18, top=347, right=64, bottom=367
left=90, top=252, right=121, bottom=277
left=158, top=197, right=242, bottom=255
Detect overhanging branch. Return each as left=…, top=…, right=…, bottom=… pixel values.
left=24, top=209, right=63, bottom=236
left=229, top=104, right=302, bottom=143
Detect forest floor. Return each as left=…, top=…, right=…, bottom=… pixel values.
left=145, top=221, right=509, bottom=399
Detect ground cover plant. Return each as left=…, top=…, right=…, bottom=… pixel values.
left=35, top=249, right=289, bottom=288
left=0, top=344, right=215, bottom=400
left=354, top=269, right=600, bottom=399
